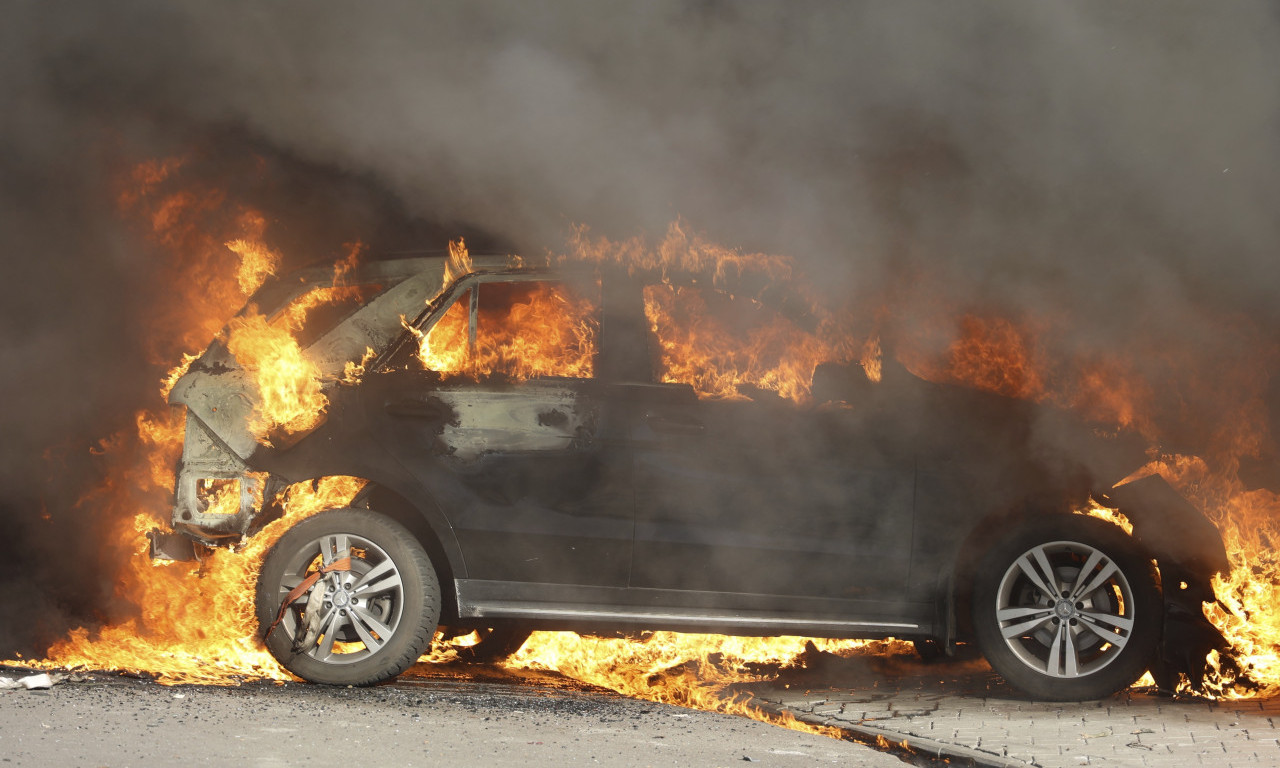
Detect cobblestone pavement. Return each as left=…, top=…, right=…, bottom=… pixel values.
left=743, top=649, right=1280, bottom=767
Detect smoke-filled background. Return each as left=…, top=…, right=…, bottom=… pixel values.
left=2, top=1, right=1278, bottom=655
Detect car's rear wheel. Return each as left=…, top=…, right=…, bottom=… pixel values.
left=971, top=515, right=1160, bottom=701
left=256, top=508, right=441, bottom=686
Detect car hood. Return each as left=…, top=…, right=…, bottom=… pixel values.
left=168, top=257, right=448, bottom=460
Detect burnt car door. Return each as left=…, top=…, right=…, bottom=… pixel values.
left=624, top=281, right=919, bottom=620
left=372, top=273, right=634, bottom=596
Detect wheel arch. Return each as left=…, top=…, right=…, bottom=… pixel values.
left=967, top=512, right=1163, bottom=699
left=946, top=504, right=1046, bottom=641
left=249, top=417, right=469, bottom=591
left=255, top=506, right=442, bottom=686
left=262, top=470, right=466, bottom=623
left=944, top=500, right=1157, bottom=643
left=350, top=481, right=465, bottom=623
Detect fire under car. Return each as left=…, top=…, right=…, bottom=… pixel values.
left=160, top=251, right=1232, bottom=701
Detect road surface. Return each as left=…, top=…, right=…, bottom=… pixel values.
left=0, top=664, right=910, bottom=767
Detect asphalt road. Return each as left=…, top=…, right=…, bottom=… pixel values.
left=0, top=666, right=910, bottom=768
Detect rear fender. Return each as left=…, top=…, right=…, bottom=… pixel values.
left=1101, top=473, right=1234, bottom=691
left=1101, top=474, right=1228, bottom=578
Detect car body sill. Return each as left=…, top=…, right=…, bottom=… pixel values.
left=460, top=602, right=920, bottom=633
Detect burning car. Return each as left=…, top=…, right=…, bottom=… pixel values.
left=161, top=248, right=1231, bottom=700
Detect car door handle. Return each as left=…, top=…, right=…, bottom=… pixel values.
left=643, top=412, right=705, bottom=435
left=385, top=398, right=450, bottom=420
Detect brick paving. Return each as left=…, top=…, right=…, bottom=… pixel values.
left=743, top=650, right=1280, bottom=767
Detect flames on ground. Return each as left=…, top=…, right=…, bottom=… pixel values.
left=7, top=156, right=1280, bottom=723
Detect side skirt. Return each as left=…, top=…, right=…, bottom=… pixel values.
left=454, top=579, right=934, bottom=639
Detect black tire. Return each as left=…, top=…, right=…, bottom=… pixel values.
left=970, top=515, right=1160, bottom=701
left=455, top=626, right=532, bottom=664
left=255, top=508, right=441, bottom=686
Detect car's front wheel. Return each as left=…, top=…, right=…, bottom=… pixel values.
left=971, top=515, right=1160, bottom=700
left=256, top=508, right=441, bottom=685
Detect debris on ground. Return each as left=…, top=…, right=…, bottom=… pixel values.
left=0, top=673, right=65, bottom=690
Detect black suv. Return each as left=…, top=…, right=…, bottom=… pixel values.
left=164, top=254, right=1229, bottom=700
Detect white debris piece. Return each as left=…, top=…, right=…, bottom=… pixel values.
left=0, top=673, right=63, bottom=690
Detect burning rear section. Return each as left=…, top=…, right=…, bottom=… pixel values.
left=151, top=237, right=1236, bottom=700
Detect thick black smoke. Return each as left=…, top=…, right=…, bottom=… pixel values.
left=2, top=1, right=1279, bottom=654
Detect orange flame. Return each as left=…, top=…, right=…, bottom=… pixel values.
left=504, top=631, right=901, bottom=736
left=114, top=155, right=268, bottom=361
left=860, top=335, right=883, bottom=383
left=565, top=220, right=797, bottom=288
left=225, top=248, right=371, bottom=442
left=562, top=222, right=861, bottom=402
left=225, top=311, right=328, bottom=439
left=416, top=280, right=599, bottom=380
left=937, top=315, right=1047, bottom=401
left=8, top=157, right=368, bottom=683
left=1127, top=454, right=1280, bottom=696
left=643, top=281, right=854, bottom=402
left=225, top=210, right=280, bottom=295
left=900, top=311, right=1156, bottom=433
left=32, top=475, right=365, bottom=684
left=442, top=237, right=474, bottom=286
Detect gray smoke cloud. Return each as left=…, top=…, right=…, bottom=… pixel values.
left=2, top=1, right=1279, bottom=652
left=12, top=2, right=1280, bottom=320
left=28, top=2, right=1278, bottom=308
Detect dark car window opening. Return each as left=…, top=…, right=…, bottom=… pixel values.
left=418, top=279, right=600, bottom=380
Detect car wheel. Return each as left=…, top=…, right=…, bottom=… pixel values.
left=256, top=508, right=441, bottom=686
left=971, top=515, right=1160, bottom=701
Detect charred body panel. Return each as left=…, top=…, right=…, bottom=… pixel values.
left=170, top=409, right=259, bottom=541
left=627, top=387, right=918, bottom=602
left=1105, top=474, right=1229, bottom=577
left=362, top=373, right=632, bottom=589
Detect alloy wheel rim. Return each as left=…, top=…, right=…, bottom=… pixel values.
left=994, top=539, right=1137, bottom=679
left=275, top=532, right=406, bottom=664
